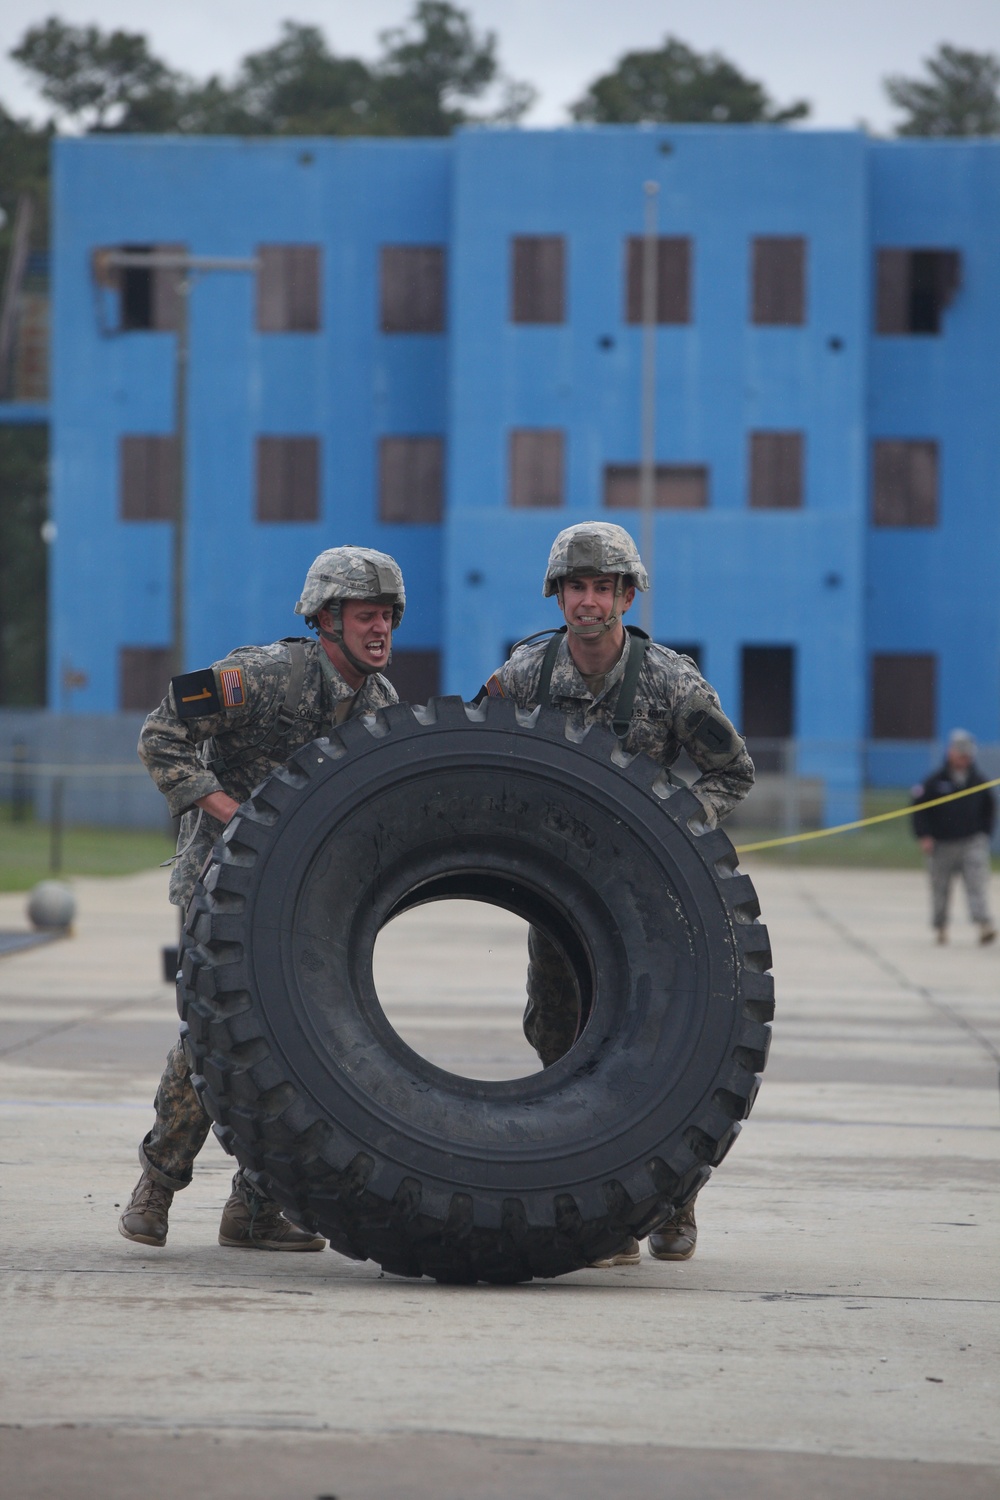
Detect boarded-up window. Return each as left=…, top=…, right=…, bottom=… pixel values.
left=387, top=649, right=441, bottom=704
left=875, top=249, right=960, bottom=335
left=256, top=436, right=320, bottom=522
left=380, top=246, right=446, bottom=333
left=872, top=440, right=938, bottom=527
left=749, top=431, right=804, bottom=509
left=120, top=435, right=178, bottom=521
left=509, top=430, right=565, bottom=507
left=871, top=653, right=936, bottom=740
left=604, top=464, right=708, bottom=510
left=624, top=237, right=692, bottom=324
left=511, top=236, right=565, bottom=324
left=257, top=245, right=321, bottom=332
left=741, top=646, right=795, bottom=738
left=751, top=237, right=806, bottom=326
left=108, top=243, right=185, bottom=332
left=120, top=646, right=173, bottom=711
left=379, top=437, right=444, bottom=523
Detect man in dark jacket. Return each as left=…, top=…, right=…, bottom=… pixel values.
left=912, top=728, right=996, bottom=945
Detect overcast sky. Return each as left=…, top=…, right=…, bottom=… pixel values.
left=2, top=0, right=1000, bottom=132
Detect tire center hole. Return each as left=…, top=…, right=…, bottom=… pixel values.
left=372, top=899, right=546, bottom=1082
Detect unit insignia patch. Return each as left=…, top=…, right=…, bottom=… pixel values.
left=172, top=668, right=220, bottom=719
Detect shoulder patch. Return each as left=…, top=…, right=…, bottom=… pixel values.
left=172, top=668, right=221, bottom=719
left=484, top=672, right=505, bottom=699
left=219, top=665, right=246, bottom=708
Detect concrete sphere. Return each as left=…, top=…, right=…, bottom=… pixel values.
left=26, top=880, right=76, bottom=931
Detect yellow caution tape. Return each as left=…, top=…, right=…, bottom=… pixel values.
left=735, top=777, right=1000, bottom=854
left=1, top=764, right=996, bottom=854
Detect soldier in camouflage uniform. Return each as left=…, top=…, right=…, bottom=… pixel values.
left=482, top=522, right=754, bottom=1265
left=119, top=547, right=405, bottom=1252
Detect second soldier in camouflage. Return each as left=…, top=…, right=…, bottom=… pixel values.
left=118, top=546, right=406, bottom=1254
left=482, top=521, right=754, bottom=1266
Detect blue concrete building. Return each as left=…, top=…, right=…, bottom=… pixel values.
left=48, top=126, right=1000, bottom=819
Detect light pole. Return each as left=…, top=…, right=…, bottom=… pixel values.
left=94, top=250, right=258, bottom=678
left=639, top=181, right=659, bottom=639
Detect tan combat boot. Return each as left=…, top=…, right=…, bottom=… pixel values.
left=218, top=1171, right=326, bottom=1251
left=588, top=1236, right=641, bottom=1268
left=648, top=1200, right=698, bottom=1261
left=119, top=1170, right=174, bottom=1247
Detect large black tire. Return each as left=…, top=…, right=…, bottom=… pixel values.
left=177, top=696, right=773, bottom=1283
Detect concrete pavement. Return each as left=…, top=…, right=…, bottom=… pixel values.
left=0, top=860, right=998, bottom=1498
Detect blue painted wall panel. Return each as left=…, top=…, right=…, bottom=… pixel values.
left=444, top=127, right=868, bottom=812
left=50, top=126, right=1000, bottom=815
left=52, top=136, right=449, bottom=707
left=868, top=141, right=1000, bottom=751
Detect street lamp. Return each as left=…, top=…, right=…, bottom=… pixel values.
left=638, top=181, right=659, bottom=640
left=92, top=249, right=258, bottom=678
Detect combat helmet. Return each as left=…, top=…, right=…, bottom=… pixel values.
left=543, top=522, right=648, bottom=638
left=295, top=546, right=405, bottom=675
left=543, top=523, right=649, bottom=596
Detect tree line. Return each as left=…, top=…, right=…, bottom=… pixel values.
left=6, top=7, right=1000, bottom=142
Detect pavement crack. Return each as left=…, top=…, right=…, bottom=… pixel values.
left=0, top=996, right=151, bottom=1059
left=797, top=887, right=1000, bottom=1070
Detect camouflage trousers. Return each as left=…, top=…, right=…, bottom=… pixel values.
left=138, top=1039, right=213, bottom=1192
left=523, top=925, right=581, bottom=1068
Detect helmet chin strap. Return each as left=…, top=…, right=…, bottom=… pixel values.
left=316, top=611, right=391, bottom=677
left=558, top=577, right=624, bottom=638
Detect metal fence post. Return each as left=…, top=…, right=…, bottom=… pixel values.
left=11, top=736, right=29, bottom=822
left=49, top=774, right=64, bottom=874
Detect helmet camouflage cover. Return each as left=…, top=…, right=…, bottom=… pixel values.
left=542, top=522, right=649, bottom=597
left=295, top=546, right=406, bottom=627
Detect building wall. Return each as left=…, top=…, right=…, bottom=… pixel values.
left=51, top=136, right=449, bottom=711
left=445, top=127, right=869, bottom=816
left=867, top=140, right=1000, bottom=784
left=49, top=127, right=1000, bottom=816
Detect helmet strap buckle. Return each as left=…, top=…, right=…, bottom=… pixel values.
left=560, top=576, right=624, bottom=638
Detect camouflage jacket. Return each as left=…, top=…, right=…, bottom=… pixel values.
left=139, top=637, right=397, bottom=907
left=492, top=631, right=753, bottom=826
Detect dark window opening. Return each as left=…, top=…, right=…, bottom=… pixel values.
left=378, top=437, right=444, bottom=523
left=511, top=236, right=565, bottom=324
left=380, top=246, right=446, bottom=333
left=749, top=431, right=804, bottom=510
left=255, top=436, right=320, bottom=522
left=257, top=245, right=321, bottom=332
left=120, top=436, right=177, bottom=521
left=872, top=440, right=938, bottom=527
left=875, top=249, right=960, bottom=335
left=624, top=236, right=692, bottom=324
left=751, top=237, right=806, bottom=326
left=871, top=653, right=936, bottom=740
left=509, top=430, right=565, bottom=507
left=660, top=642, right=702, bottom=669
left=742, top=645, right=795, bottom=739
left=387, top=649, right=440, bottom=704
left=604, top=464, right=708, bottom=510
left=115, top=243, right=185, bottom=332
left=120, top=646, right=172, bottom=711
left=0, top=424, right=48, bottom=705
